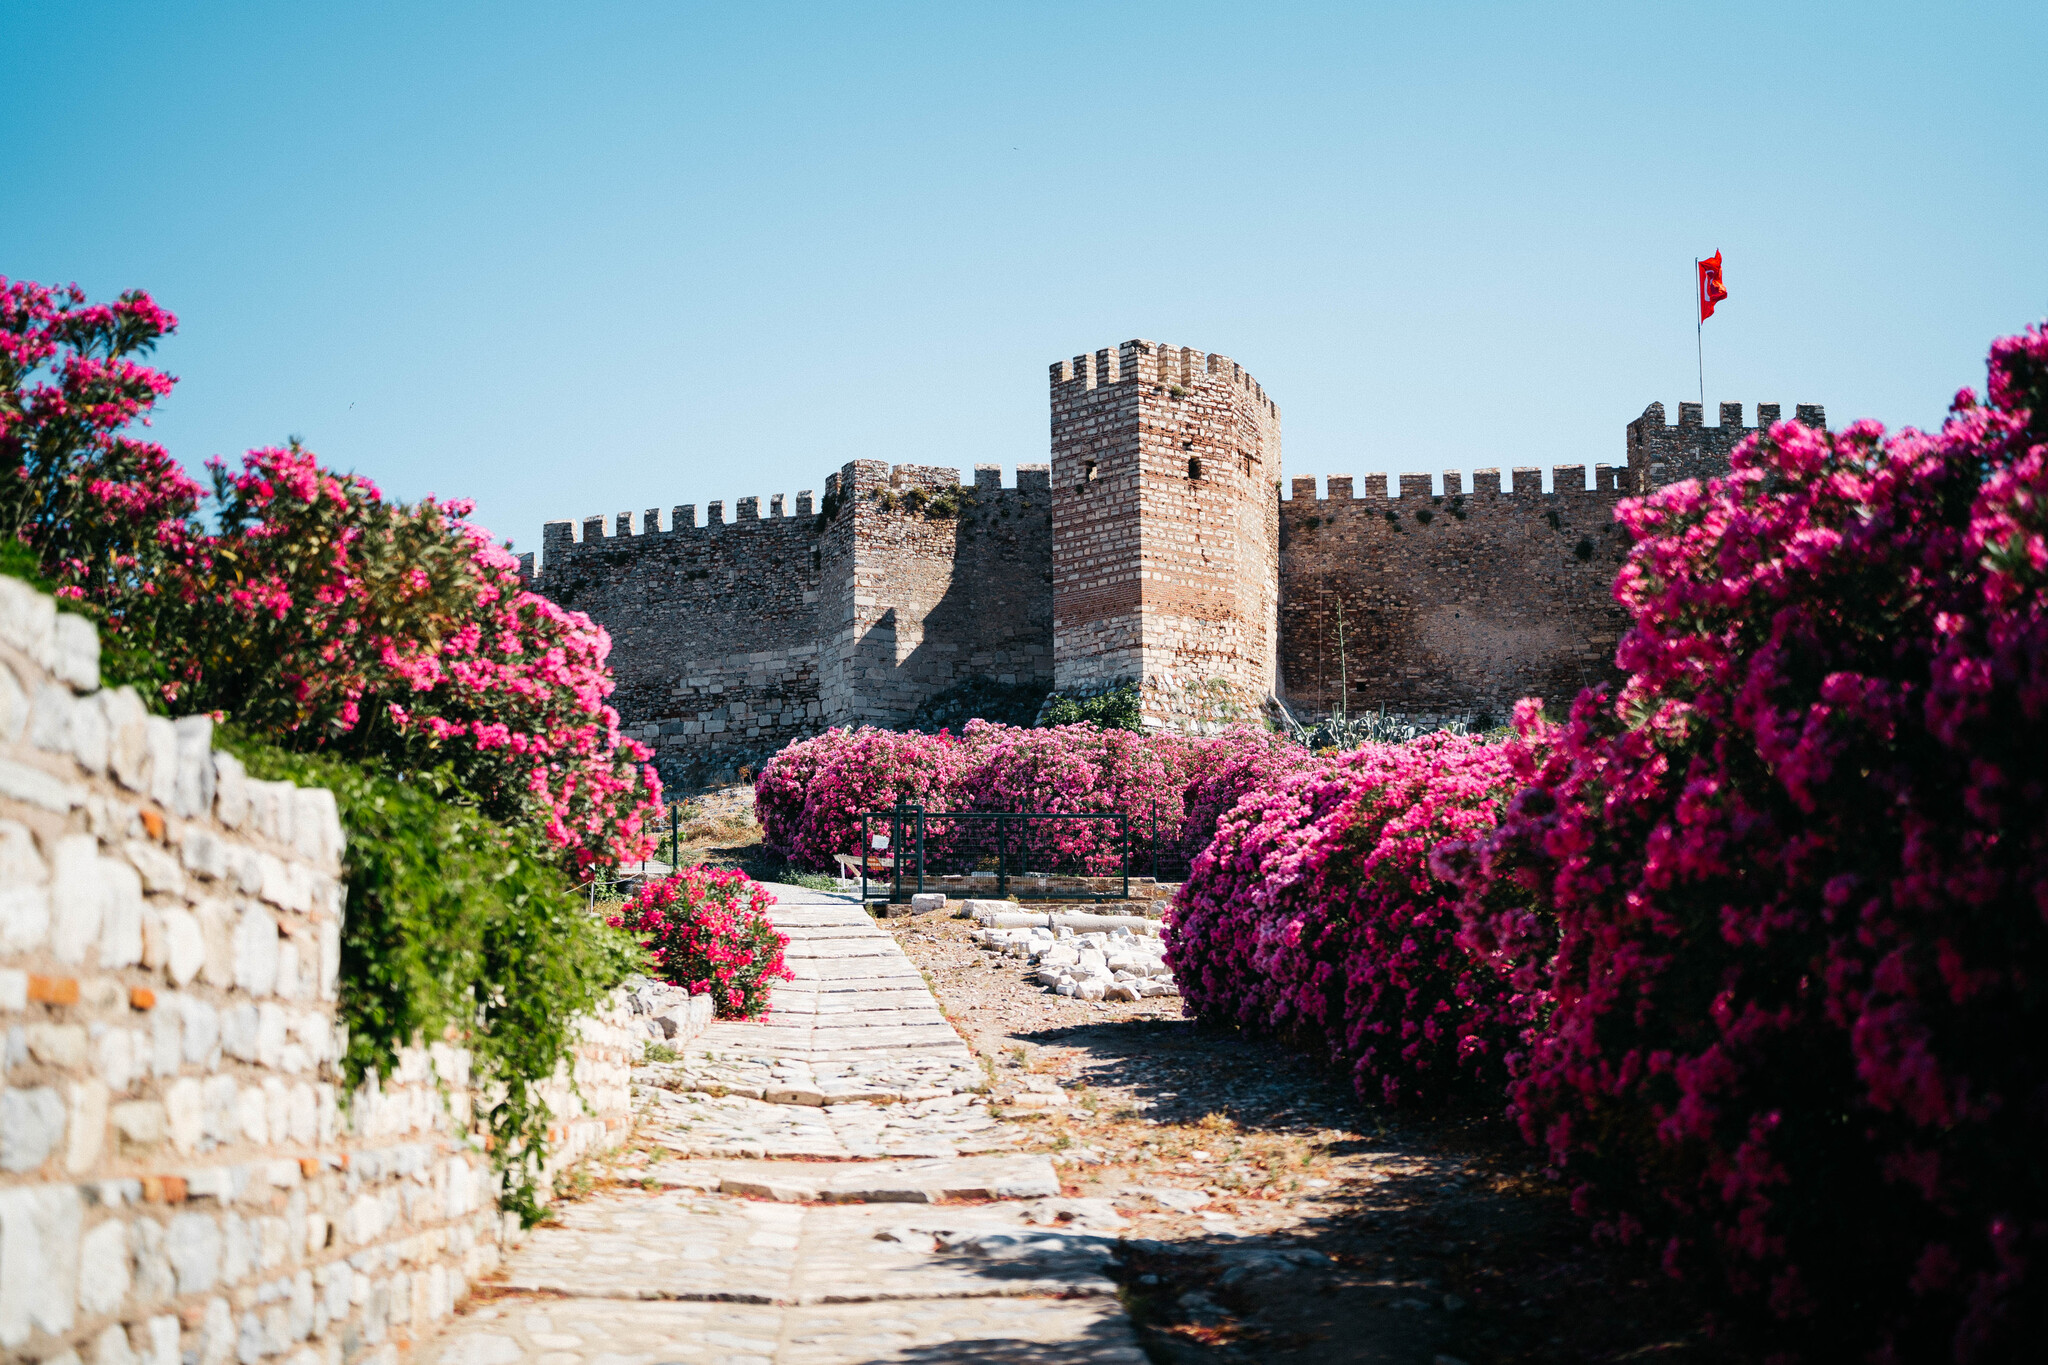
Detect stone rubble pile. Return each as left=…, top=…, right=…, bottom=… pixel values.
left=621, top=976, right=713, bottom=1044
left=972, top=923, right=1179, bottom=1002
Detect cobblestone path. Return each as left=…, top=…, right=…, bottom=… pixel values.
left=417, top=885, right=1148, bottom=1365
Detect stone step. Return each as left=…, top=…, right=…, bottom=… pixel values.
left=644, top=1153, right=1059, bottom=1203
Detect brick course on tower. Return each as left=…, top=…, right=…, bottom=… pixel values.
left=530, top=341, right=1822, bottom=786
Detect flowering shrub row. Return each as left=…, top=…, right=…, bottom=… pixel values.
left=609, top=866, right=791, bottom=1018
left=754, top=720, right=1307, bottom=874
left=1443, top=326, right=2048, bottom=1363
left=1167, top=733, right=1534, bottom=1106
left=1164, top=326, right=2048, bottom=1361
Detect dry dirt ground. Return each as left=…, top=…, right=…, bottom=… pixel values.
left=663, top=784, right=1749, bottom=1365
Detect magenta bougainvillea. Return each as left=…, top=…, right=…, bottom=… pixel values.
left=1168, top=733, right=1537, bottom=1105
left=1450, top=326, right=2048, bottom=1361
left=608, top=866, right=791, bottom=1018
left=754, top=720, right=1293, bottom=874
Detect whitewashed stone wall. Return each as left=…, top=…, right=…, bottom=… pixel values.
left=0, top=579, right=630, bottom=1365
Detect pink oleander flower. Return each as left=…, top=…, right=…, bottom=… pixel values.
left=611, top=866, right=791, bottom=1018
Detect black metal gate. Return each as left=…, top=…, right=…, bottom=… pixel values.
left=856, top=804, right=1133, bottom=902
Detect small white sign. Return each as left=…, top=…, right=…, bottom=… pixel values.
left=872, top=834, right=891, bottom=850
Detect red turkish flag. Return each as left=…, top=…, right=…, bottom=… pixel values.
left=1698, top=251, right=1728, bottom=322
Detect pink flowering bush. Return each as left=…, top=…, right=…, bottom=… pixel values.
left=1, top=279, right=662, bottom=878
left=754, top=725, right=970, bottom=871
left=755, top=720, right=1285, bottom=875
left=147, top=445, right=661, bottom=876
left=1451, top=326, right=2048, bottom=1361
left=1167, top=733, right=1536, bottom=1105
left=608, top=866, right=792, bottom=1018
left=1173, top=725, right=1328, bottom=865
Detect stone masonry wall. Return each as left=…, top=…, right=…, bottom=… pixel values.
left=536, top=497, right=823, bottom=789
left=817, top=461, right=1053, bottom=732
left=0, top=578, right=630, bottom=1365
left=1050, top=340, right=1281, bottom=730
left=1277, top=466, right=1631, bottom=723
left=530, top=350, right=1829, bottom=770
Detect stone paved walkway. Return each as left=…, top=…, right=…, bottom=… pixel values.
left=417, top=885, right=1148, bottom=1365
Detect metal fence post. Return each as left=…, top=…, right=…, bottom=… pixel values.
left=996, top=814, right=1008, bottom=900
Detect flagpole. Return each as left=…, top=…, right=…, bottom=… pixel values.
left=1695, top=258, right=1704, bottom=408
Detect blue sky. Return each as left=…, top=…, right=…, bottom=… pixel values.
left=4, top=1, right=2043, bottom=554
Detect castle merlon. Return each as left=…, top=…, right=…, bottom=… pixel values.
left=542, top=462, right=1059, bottom=552
left=1280, top=464, right=1630, bottom=501
left=1049, top=339, right=1279, bottom=418
left=1633, top=401, right=1827, bottom=432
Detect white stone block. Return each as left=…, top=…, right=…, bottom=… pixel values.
left=139, top=1315, right=179, bottom=1365
left=99, top=855, right=145, bottom=968
left=69, top=690, right=109, bottom=774
left=50, top=834, right=104, bottom=964
left=78, top=1217, right=134, bottom=1315
left=196, top=898, right=234, bottom=987
left=163, top=906, right=205, bottom=985
left=0, top=1086, right=66, bottom=1172
left=29, top=680, right=77, bottom=752
left=0, top=575, right=58, bottom=672
left=222, top=1003, right=259, bottom=1062
left=91, top=1321, right=138, bottom=1365
left=181, top=827, right=227, bottom=880
left=172, top=715, right=215, bottom=818
left=164, top=1212, right=221, bottom=1295
left=125, top=839, right=184, bottom=895
left=53, top=612, right=99, bottom=691
left=237, top=1086, right=268, bottom=1143
left=0, top=1183, right=81, bottom=1345
left=0, top=818, right=51, bottom=951
left=235, top=904, right=280, bottom=996
left=213, top=752, right=248, bottom=829
left=0, top=968, right=23, bottom=1011
left=65, top=1079, right=108, bottom=1173
left=258, top=1004, right=287, bottom=1070
left=0, top=755, right=88, bottom=813
left=177, top=994, right=220, bottom=1064
left=103, top=688, right=150, bottom=792
left=149, top=1000, right=179, bottom=1077
left=291, top=787, right=342, bottom=870
left=0, top=662, right=26, bottom=742
left=144, top=717, right=178, bottom=808
left=166, top=1077, right=204, bottom=1153
left=318, top=919, right=340, bottom=1000
left=95, top=1026, right=137, bottom=1094
left=197, top=1296, right=233, bottom=1365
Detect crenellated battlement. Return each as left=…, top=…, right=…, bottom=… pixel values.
left=536, top=334, right=1821, bottom=784
left=1050, top=338, right=1279, bottom=418
left=1281, top=464, right=1629, bottom=504
left=541, top=462, right=1055, bottom=558
left=1626, top=400, right=1826, bottom=493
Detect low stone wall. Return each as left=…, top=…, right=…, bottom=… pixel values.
left=0, top=579, right=630, bottom=1365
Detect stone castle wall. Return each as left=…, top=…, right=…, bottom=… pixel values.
left=533, top=343, right=1826, bottom=776
left=536, top=464, right=1055, bottom=787
left=1277, top=466, right=1630, bottom=723
left=818, top=460, right=1053, bottom=733
left=0, top=578, right=631, bottom=1365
